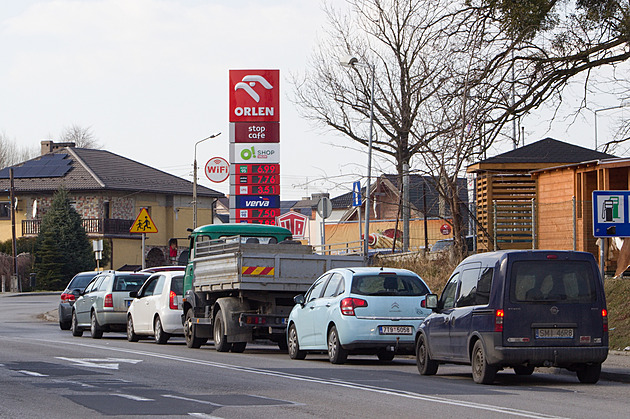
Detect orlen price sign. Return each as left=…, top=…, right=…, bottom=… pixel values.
left=229, top=69, right=280, bottom=224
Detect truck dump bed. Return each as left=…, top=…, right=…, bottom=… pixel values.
left=191, top=239, right=365, bottom=293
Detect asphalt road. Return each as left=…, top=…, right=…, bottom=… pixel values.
left=1, top=293, right=629, bottom=419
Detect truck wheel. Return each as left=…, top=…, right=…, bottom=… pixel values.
left=231, top=342, right=247, bottom=353
left=127, top=315, right=139, bottom=342
left=184, top=308, right=205, bottom=349
left=154, top=316, right=170, bottom=344
left=471, top=340, right=497, bottom=384
left=327, top=325, right=348, bottom=364
left=213, top=310, right=231, bottom=352
left=71, top=311, right=83, bottom=337
left=288, top=324, right=306, bottom=360
left=416, top=334, right=438, bottom=375
left=90, top=311, right=103, bottom=339
left=577, top=363, right=601, bottom=384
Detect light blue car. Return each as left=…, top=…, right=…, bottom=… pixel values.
left=287, top=267, right=432, bottom=364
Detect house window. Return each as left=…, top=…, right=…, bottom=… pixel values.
left=0, top=202, right=10, bottom=219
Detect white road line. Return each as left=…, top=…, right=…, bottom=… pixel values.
left=23, top=337, right=568, bottom=419
left=113, top=394, right=154, bottom=402
left=163, top=394, right=223, bottom=407
left=17, top=370, right=48, bottom=377
left=188, top=413, right=224, bottom=419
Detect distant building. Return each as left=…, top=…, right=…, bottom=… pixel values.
left=0, top=141, right=223, bottom=269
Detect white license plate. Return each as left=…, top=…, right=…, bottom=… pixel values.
left=379, top=326, right=413, bottom=335
left=536, top=328, right=573, bottom=339
left=125, top=300, right=132, bottom=307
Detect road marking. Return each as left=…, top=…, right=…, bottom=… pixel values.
left=163, top=394, right=223, bottom=407
left=114, top=394, right=154, bottom=402
left=17, top=370, right=48, bottom=377
left=188, top=413, right=224, bottom=419
left=28, top=338, right=566, bottom=419
left=55, top=357, right=142, bottom=370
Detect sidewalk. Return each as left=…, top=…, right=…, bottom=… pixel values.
left=601, top=350, right=630, bottom=383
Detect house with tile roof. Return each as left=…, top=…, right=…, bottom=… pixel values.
left=467, top=138, right=615, bottom=252
left=0, top=141, right=223, bottom=270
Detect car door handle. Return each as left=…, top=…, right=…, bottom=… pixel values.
left=325, top=303, right=331, bottom=308
left=309, top=306, right=315, bottom=310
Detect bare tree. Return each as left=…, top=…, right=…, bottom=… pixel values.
left=0, top=132, right=37, bottom=169
left=59, top=124, right=101, bottom=149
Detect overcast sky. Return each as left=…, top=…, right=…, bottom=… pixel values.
left=2, top=0, right=628, bottom=201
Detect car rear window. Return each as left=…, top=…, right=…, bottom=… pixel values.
left=351, top=274, right=429, bottom=296
left=113, top=274, right=150, bottom=292
left=170, top=275, right=184, bottom=295
left=510, top=260, right=597, bottom=303
left=68, top=273, right=97, bottom=290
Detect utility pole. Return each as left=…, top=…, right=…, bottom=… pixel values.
left=10, top=168, right=18, bottom=290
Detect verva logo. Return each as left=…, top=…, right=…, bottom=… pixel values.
left=229, top=70, right=280, bottom=122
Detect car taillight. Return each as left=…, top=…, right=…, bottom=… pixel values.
left=494, top=309, right=504, bottom=332
left=169, top=291, right=178, bottom=310
left=340, top=297, right=368, bottom=316
left=602, top=308, right=608, bottom=333
left=60, top=293, right=75, bottom=302
left=104, top=293, right=113, bottom=308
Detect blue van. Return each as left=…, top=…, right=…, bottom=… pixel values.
left=416, top=250, right=608, bottom=384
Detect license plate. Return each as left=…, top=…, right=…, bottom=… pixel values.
left=125, top=300, right=132, bottom=307
left=536, top=328, right=573, bottom=339
left=379, top=326, right=413, bottom=335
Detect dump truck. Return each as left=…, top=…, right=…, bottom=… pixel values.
left=182, top=223, right=365, bottom=352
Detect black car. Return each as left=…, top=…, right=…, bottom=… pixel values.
left=58, top=271, right=99, bottom=330
left=416, top=250, right=608, bottom=384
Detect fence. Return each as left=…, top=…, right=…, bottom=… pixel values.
left=22, top=218, right=134, bottom=236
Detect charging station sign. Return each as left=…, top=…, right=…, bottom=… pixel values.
left=593, top=191, right=630, bottom=237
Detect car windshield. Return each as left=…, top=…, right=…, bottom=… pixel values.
left=351, top=274, right=429, bottom=296
left=431, top=240, right=452, bottom=252
left=68, top=273, right=97, bottom=290
left=510, top=260, right=597, bottom=303
left=170, top=275, right=184, bottom=295
left=113, top=274, right=151, bottom=292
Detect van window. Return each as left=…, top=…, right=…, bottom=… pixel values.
left=441, top=274, right=459, bottom=309
left=476, top=267, right=493, bottom=305
left=510, top=261, right=596, bottom=303
left=457, top=268, right=480, bottom=307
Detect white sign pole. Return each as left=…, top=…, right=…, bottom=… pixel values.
left=142, top=233, right=146, bottom=270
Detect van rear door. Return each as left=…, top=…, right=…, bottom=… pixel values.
left=502, top=252, right=606, bottom=348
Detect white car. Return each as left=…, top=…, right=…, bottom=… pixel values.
left=126, top=270, right=185, bottom=344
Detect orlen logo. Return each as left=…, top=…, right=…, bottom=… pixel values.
left=235, top=75, right=273, bottom=102
left=240, top=146, right=276, bottom=160
left=230, top=69, right=279, bottom=122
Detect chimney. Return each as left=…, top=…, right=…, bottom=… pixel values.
left=41, top=140, right=76, bottom=155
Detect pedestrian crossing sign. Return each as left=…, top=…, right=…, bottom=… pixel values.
left=130, top=208, right=158, bottom=233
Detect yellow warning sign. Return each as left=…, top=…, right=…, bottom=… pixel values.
left=130, top=208, right=158, bottom=233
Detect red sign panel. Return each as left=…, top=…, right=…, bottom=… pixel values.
left=276, top=211, right=309, bottom=239
left=232, top=122, right=279, bottom=143
left=234, top=208, right=281, bottom=219
left=235, top=184, right=280, bottom=195
left=229, top=70, right=280, bottom=122
left=235, top=163, right=279, bottom=175
left=236, top=173, right=280, bottom=185
left=234, top=218, right=276, bottom=225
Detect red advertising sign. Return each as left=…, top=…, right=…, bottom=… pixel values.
left=234, top=184, right=280, bottom=195
left=276, top=211, right=309, bottom=239
left=232, top=208, right=281, bottom=219
left=231, top=122, right=279, bottom=143
left=440, top=223, right=452, bottom=235
left=229, top=70, right=280, bottom=122
left=233, top=218, right=276, bottom=225
left=204, top=157, right=229, bottom=183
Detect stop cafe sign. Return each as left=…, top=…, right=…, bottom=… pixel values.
left=440, top=223, right=452, bottom=235
left=205, top=157, right=229, bottom=183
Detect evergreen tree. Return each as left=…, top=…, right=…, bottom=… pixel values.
left=34, top=187, right=95, bottom=290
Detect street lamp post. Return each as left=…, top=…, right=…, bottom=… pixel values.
left=340, top=55, right=375, bottom=258
left=193, top=133, right=221, bottom=229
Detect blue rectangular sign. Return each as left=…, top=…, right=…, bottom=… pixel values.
left=352, top=181, right=361, bottom=207
left=593, top=191, right=630, bottom=237
left=234, top=195, right=280, bottom=209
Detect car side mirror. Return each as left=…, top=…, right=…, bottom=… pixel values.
left=425, top=294, right=439, bottom=310
left=129, top=291, right=138, bottom=298
left=294, top=294, right=305, bottom=306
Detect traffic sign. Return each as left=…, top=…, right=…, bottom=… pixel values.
left=130, top=208, right=158, bottom=233
left=317, top=197, right=333, bottom=219
left=593, top=191, right=630, bottom=237
left=352, top=181, right=361, bottom=207
left=440, top=223, right=451, bottom=235
left=276, top=211, right=309, bottom=239
left=205, top=157, right=229, bottom=183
